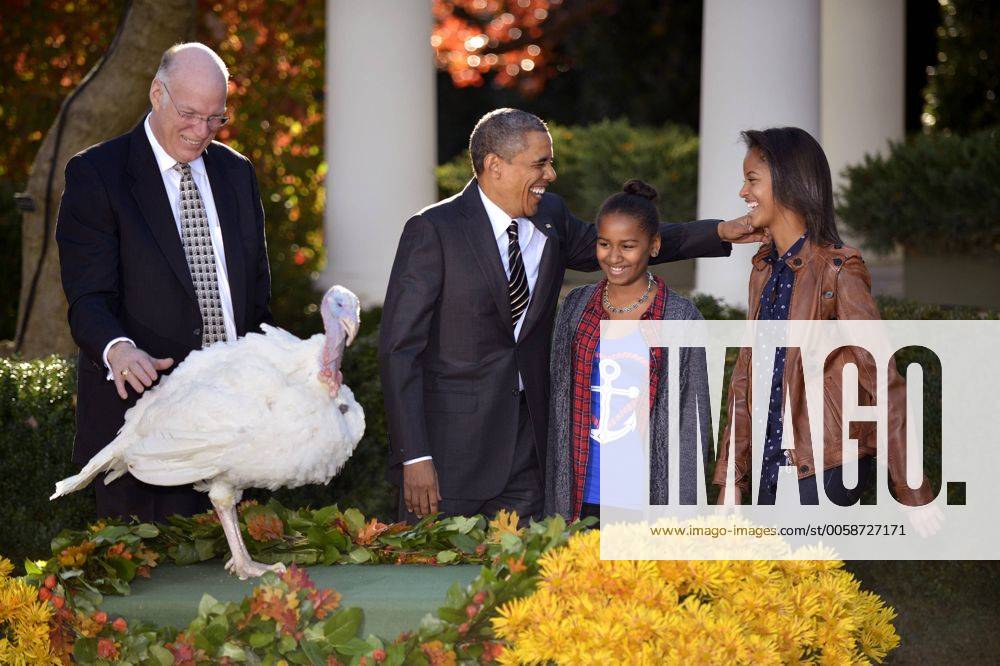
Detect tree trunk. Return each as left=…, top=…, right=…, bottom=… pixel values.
left=13, top=0, right=196, bottom=359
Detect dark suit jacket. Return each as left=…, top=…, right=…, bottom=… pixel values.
left=56, top=122, right=273, bottom=465
left=378, top=179, right=730, bottom=500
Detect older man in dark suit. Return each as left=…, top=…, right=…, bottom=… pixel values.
left=56, top=43, right=273, bottom=522
left=380, top=108, right=761, bottom=522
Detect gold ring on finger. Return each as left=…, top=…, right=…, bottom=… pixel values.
left=121, top=368, right=130, bottom=377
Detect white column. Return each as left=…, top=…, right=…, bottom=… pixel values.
left=695, top=0, right=821, bottom=305
left=820, top=0, right=904, bottom=193
left=323, top=0, right=437, bottom=306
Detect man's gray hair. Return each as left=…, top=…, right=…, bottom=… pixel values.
left=469, top=108, right=548, bottom=175
left=155, top=42, right=230, bottom=84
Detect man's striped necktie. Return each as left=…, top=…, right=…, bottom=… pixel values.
left=507, top=219, right=529, bottom=325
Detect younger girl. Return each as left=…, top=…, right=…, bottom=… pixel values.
left=545, top=180, right=709, bottom=521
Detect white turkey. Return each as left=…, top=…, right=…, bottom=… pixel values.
left=51, top=285, right=365, bottom=579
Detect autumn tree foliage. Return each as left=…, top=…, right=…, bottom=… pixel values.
left=433, top=0, right=560, bottom=95
left=0, top=0, right=601, bottom=347
left=196, top=0, right=326, bottom=334
left=0, top=1, right=127, bottom=185
left=432, top=0, right=613, bottom=96
left=0, top=0, right=326, bottom=344
left=0, top=0, right=129, bottom=343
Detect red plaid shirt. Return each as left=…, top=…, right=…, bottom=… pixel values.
left=569, top=276, right=667, bottom=518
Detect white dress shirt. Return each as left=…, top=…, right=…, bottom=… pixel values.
left=101, top=116, right=238, bottom=378
left=404, top=187, right=547, bottom=466
left=478, top=187, right=546, bottom=340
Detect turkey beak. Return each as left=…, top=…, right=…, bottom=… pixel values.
left=340, top=315, right=359, bottom=346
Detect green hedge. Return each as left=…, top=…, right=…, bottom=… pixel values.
left=3, top=297, right=994, bottom=567
left=0, top=356, right=95, bottom=569
left=437, top=119, right=699, bottom=223
left=836, top=127, right=1000, bottom=256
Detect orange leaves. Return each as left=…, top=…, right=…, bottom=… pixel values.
left=247, top=585, right=301, bottom=636
left=1, top=0, right=121, bottom=176
left=280, top=565, right=314, bottom=591
left=165, top=632, right=207, bottom=666
left=486, top=509, right=523, bottom=543
left=246, top=512, right=285, bottom=543
left=134, top=545, right=159, bottom=568
left=107, top=539, right=159, bottom=568
left=420, top=639, right=458, bottom=666
left=284, top=564, right=347, bottom=619
left=57, top=540, right=95, bottom=568
left=308, top=586, right=342, bottom=620
left=193, top=511, right=221, bottom=526
left=355, top=518, right=393, bottom=546
left=242, top=565, right=337, bottom=635
left=431, top=0, right=560, bottom=92
left=505, top=555, right=527, bottom=575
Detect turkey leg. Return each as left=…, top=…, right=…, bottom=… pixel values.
left=210, top=494, right=286, bottom=580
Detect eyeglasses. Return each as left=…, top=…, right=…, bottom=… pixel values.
left=159, top=81, right=230, bottom=130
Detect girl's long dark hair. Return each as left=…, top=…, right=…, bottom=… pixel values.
left=741, top=127, right=842, bottom=246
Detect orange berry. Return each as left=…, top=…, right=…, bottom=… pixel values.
left=38, top=587, right=52, bottom=601
left=44, top=575, right=57, bottom=589
left=112, top=618, right=128, bottom=633
left=52, top=595, right=65, bottom=609
left=93, top=611, right=108, bottom=624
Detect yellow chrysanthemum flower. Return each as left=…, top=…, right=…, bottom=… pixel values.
left=492, top=595, right=533, bottom=639
left=0, top=559, right=56, bottom=665
left=494, top=527, right=900, bottom=665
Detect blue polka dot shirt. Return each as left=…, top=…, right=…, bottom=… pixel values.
left=757, top=234, right=808, bottom=495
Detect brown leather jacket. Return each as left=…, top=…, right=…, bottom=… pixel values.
left=712, top=241, right=933, bottom=506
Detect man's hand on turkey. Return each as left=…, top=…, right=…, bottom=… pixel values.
left=107, top=341, right=173, bottom=400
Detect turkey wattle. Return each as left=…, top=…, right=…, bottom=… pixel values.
left=51, top=285, right=365, bottom=579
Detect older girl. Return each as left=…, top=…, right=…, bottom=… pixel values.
left=713, top=127, right=931, bottom=507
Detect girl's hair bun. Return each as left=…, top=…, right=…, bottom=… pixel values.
left=623, top=179, right=658, bottom=201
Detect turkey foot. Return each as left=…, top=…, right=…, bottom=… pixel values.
left=224, top=555, right=286, bottom=579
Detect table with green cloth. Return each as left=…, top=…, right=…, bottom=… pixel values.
left=100, top=563, right=482, bottom=638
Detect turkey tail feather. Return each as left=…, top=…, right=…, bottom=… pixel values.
left=50, top=444, right=123, bottom=500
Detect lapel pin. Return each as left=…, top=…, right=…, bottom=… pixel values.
left=545, top=223, right=552, bottom=229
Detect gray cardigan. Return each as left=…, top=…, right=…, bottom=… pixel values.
left=543, top=284, right=712, bottom=520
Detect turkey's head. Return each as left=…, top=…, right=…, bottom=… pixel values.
left=318, top=285, right=361, bottom=397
